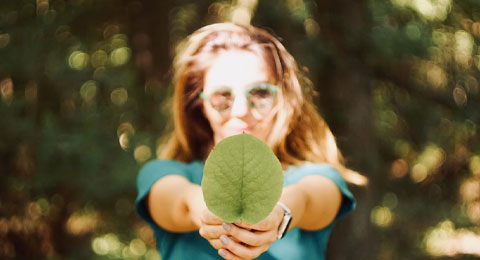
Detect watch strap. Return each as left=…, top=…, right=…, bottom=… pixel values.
left=276, top=202, right=292, bottom=239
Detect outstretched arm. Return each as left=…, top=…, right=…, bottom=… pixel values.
left=147, top=175, right=205, bottom=232
left=283, top=174, right=342, bottom=231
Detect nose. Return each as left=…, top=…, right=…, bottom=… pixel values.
left=230, top=95, right=248, bottom=117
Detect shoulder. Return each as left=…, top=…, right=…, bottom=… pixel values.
left=140, top=159, right=187, bottom=173
left=287, top=163, right=340, bottom=174
left=139, top=159, right=204, bottom=175
left=137, top=159, right=204, bottom=187
left=284, top=163, right=343, bottom=185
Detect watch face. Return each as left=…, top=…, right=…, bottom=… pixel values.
left=276, top=202, right=293, bottom=239
left=281, top=215, right=292, bottom=239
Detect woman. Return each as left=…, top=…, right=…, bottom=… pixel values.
left=136, top=23, right=357, bottom=260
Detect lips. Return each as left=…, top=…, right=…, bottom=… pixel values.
left=225, top=119, right=254, bottom=135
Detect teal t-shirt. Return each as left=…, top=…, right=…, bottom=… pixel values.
left=136, top=160, right=356, bottom=260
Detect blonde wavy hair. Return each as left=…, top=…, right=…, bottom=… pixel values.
left=158, top=23, right=367, bottom=185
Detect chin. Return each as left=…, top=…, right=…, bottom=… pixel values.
left=222, top=128, right=244, bottom=135
left=225, top=131, right=245, bottom=137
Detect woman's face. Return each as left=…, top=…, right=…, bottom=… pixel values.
left=202, top=49, right=277, bottom=144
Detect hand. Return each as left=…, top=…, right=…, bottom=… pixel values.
left=184, top=185, right=208, bottom=228
left=199, top=205, right=284, bottom=260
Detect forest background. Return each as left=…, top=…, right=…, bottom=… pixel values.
left=1, top=0, right=480, bottom=259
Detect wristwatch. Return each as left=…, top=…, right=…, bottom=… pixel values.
left=276, top=202, right=292, bottom=239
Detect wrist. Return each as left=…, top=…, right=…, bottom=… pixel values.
left=274, top=203, right=284, bottom=225
left=280, top=183, right=308, bottom=226
left=183, top=184, right=204, bottom=228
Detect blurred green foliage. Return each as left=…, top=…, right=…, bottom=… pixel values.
left=0, top=0, right=479, bottom=259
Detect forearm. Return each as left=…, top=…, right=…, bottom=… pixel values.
left=147, top=175, right=203, bottom=232
left=279, top=175, right=342, bottom=231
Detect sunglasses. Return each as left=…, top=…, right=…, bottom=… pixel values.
left=199, top=83, right=279, bottom=115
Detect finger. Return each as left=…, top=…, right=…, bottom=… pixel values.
left=234, top=219, right=272, bottom=231
left=232, top=220, right=258, bottom=230
left=235, top=206, right=283, bottom=231
left=206, top=237, right=242, bottom=251
left=199, top=224, right=228, bottom=240
left=201, top=210, right=224, bottom=224
left=223, top=223, right=276, bottom=246
left=220, top=235, right=270, bottom=260
left=208, top=239, right=224, bottom=250
left=218, top=249, right=243, bottom=260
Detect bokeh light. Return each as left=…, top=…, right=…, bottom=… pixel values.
left=462, top=178, right=480, bottom=200
left=411, top=163, right=428, bottom=183
left=426, top=64, right=447, bottom=90
left=391, top=159, right=409, bottom=178
left=392, top=0, right=452, bottom=21
left=424, top=220, right=480, bottom=257
left=110, top=47, right=131, bottom=66
left=117, top=122, right=135, bottom=137
left=68, top=51, right=89, bottom=70
left=0, top=78, right=14, bottom=104
left=119, top=133, right=129, bottom=151
left=91, top=233, right=159, bottom=260
left=91, top=50, right=108, bottom=68
left=110, top=88, right=128, bottom=106
left=405, top=23, right=422, bottom=40
left=117, top=122, right=135, bottom=151
left=134, top=145, right=152, bottom=163
left=470, top=155, right=480, bottom=176
left=129, top=239, right=147, bottom=257
left=230, top=0, right=258, bottom=25
left=66, top=209, right=99, bottom=235
left=80, top=80, right=97, bottom=104
left=382, top=193, right=398, bottom=209
left=92, top=233, right=123, bottom=256
left=453, top=87, right=468, bottom=106
left=0, top=33, right=11, bottom=48
left=454, top=30, right=474, bottom=67
left=36, top=0, right=49, bottom=16
left=304, top=18, right=320, bottom=37
left=410, top=144, right=445, bottom=183
left=467, top=201, right=480, bottom=224
left=371, top=206, right=394, bottom=228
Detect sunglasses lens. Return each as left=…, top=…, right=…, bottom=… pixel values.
left=210, top=89, right=233, bottom=112
left=248, top=85, right=276, bottom=112
left=205, top=84, right=277, bottom=114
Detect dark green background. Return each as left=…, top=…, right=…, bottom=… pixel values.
left=1, top=0, right=479, bottom=259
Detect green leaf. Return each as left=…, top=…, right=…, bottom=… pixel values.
left=201, top=133, right=283, bottom=224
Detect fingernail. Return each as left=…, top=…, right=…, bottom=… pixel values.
left=222, top=222, right=231, bottom=231
left=220, top=235, right=229, bottom=245
left=219, top=249, right=227, bottom=257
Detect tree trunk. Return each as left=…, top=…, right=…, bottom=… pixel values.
left=312, top=0, right=381, bottom=259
